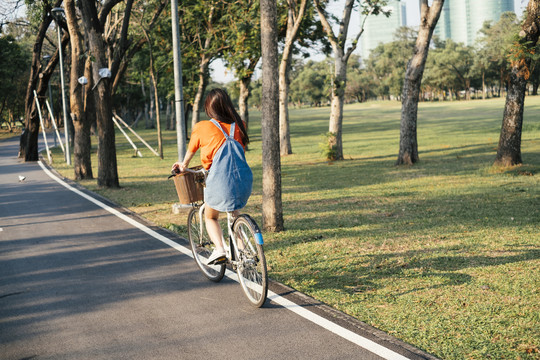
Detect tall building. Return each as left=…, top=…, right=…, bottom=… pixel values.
left=360, top=0, right=407, bottom=61
left=434, top=0, right=514, bottom=46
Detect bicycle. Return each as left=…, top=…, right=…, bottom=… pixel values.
left=175, top=168, right=268, bottom=308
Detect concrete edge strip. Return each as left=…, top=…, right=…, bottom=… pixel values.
left=37, top=161, right=411, bottom=360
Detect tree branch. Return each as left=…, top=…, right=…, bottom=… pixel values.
left=344, top=5, right=375, bottom=63
left=111, top=0, right=134, bottom=77
left=313, top=0, right=339, bottom=53
left=289, top=0, right=308, bottom=45
left=338, top=0, right=354, bottom=45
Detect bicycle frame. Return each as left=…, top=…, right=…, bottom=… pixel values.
left=195, top=203, right=243, bottom=268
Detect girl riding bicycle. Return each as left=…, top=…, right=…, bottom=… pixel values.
left=172, top=88, right=252, bottom=265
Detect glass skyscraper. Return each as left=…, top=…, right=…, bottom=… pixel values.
left=361, top=0, right=407, bottom=61
left=434, top=0, right=514, bottom=46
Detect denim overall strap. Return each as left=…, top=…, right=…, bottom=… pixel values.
left=210, top=119, right=235, bottom=139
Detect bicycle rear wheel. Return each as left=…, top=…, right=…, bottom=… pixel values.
left=233, top=215, right=268, bottom=307
left=188, top=206, right=225, bottom=282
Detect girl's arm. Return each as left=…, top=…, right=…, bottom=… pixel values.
left=171, top=150, right=195, bottom=174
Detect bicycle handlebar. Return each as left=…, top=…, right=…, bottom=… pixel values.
left=183, top=168, right=207, bottom=174
left=168, top=167, right=207, bottom=179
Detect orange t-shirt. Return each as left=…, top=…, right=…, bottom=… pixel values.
left=188, top=119, right=246, bottom=170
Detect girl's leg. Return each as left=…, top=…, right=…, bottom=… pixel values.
left=205, top=206, right=224, bottom=249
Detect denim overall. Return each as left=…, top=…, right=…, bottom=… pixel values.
left=204, top=120, right=253, bottom=212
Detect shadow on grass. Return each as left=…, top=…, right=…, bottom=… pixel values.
left=273, top=184, right=539, bottom=241
left=267, top=137, right=539, bottom=299
left=278, top=243, right=539, bottom=297
left=279, top=145, right=540, bottom=194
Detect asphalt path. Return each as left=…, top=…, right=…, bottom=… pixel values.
left=0, top=136, right=438, bottom=360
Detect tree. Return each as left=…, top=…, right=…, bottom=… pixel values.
left=109, top=0, right=168, bottom=96
left=290, top=59, right=331, bottom=106
left=141, top=28, right=164, bottom=159
left=64, top=0, right=93, bottom=179
left=495, top=0, right=540, bottom=167
left=111, top=0, right=170, bottom=129
left=529, top=55, right=540, bottom=95
left=179, top=0, right=230, bottom=128
left=79, top=0, right=124, bottom=188
left=430, top=39, right=476, bottom=100
left=0, top=35, right=30, bottom=130
left=476, top=12, right=520, bottom=98
left=222, top=0, right=261, bottom=127
left=314, top=0, right=389, bottom=161
left=278, top=0, right=307, bottom=155
left=472, top=40, right=494, bottom=100
left=396, top=0, right=444, bottom=166
left=19, top=0, right=65, bottom=162
left=76, top=0, right=170, bottom=187
left=138, top=3, right=172, bottom=159
left=364, top=27, right=416, bottom=100
left=277, top=0, right=329, bottom=154
left=261, top=0, right=284, bottom=232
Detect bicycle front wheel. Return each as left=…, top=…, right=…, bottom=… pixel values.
left=233, top=215, right=268, bottom=307
left=188, top=206, right=225, bottom=282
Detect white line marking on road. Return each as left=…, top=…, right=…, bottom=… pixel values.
left=38, top=161, right=412, bottom=360
left=38, top=162, right=192, bottom=257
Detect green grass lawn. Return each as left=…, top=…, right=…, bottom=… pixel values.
left=51, top=97, right=539, bottom=360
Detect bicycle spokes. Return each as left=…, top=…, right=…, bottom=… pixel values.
left=233, top=215, right=268, bottom=307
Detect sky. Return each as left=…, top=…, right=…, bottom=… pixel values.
left=211, top=0, right=529, bottom=83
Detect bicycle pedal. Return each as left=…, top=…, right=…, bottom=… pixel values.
left=207, top=256, right=226, bottom=265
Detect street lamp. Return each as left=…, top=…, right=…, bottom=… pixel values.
left=51, top=7, right=71, bottom=165
left=170, top=0, right=187, bottom=161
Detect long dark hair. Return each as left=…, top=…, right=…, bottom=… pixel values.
left=204, top=88, right=249, bottom=145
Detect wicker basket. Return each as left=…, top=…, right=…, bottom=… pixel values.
left=173, top=166, right=205, bottom=204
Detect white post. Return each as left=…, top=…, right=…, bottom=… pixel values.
left=112, top=117, right=142, bottom=157
left=45, top=99, right=65, bottom=154
left=113, top=114, right=160, bottom=157
left=34, top=90, right=52, bottom=164
left=54, top=8, right=71, bottom=165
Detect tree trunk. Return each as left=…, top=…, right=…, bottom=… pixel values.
left=80, top=1, right=119, bottom=188
left=152, top=76, right=163, bottom=159
left=482, top=71, right=486, bottom=99
left=260, top=0, right=284, bottom=232
left=313, top=0, right=373, bottom=161
left=396, top=0, right=444, bottom=166
left=498, top=68, right=503, bottom=97
left=66, top=0, right=93, bottom=180
left=328, top=53, right=346, bottom=160
left=148, top=80, right=155, bottom=129
left=191, top=58, right=210, bottom=128
left=146, top=38, right=163, bottom=159
left=495, top=0, right=540, bottom=166
left=278, top=54, right=292, bottom=155
left=184, top=103, right=192, bottom=137
left=278, top=0, right=307, bottom=156
left=94, top=75, right=119, bottom=188
left=236, top=57, right=259, bottom=129
left=238, top=75, right=251, bottom=127
left=72, top=112, right=93, bottom=179
left=165, top=100, right=173, bottom=130
left=495, top=68, right=526, bottom=166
